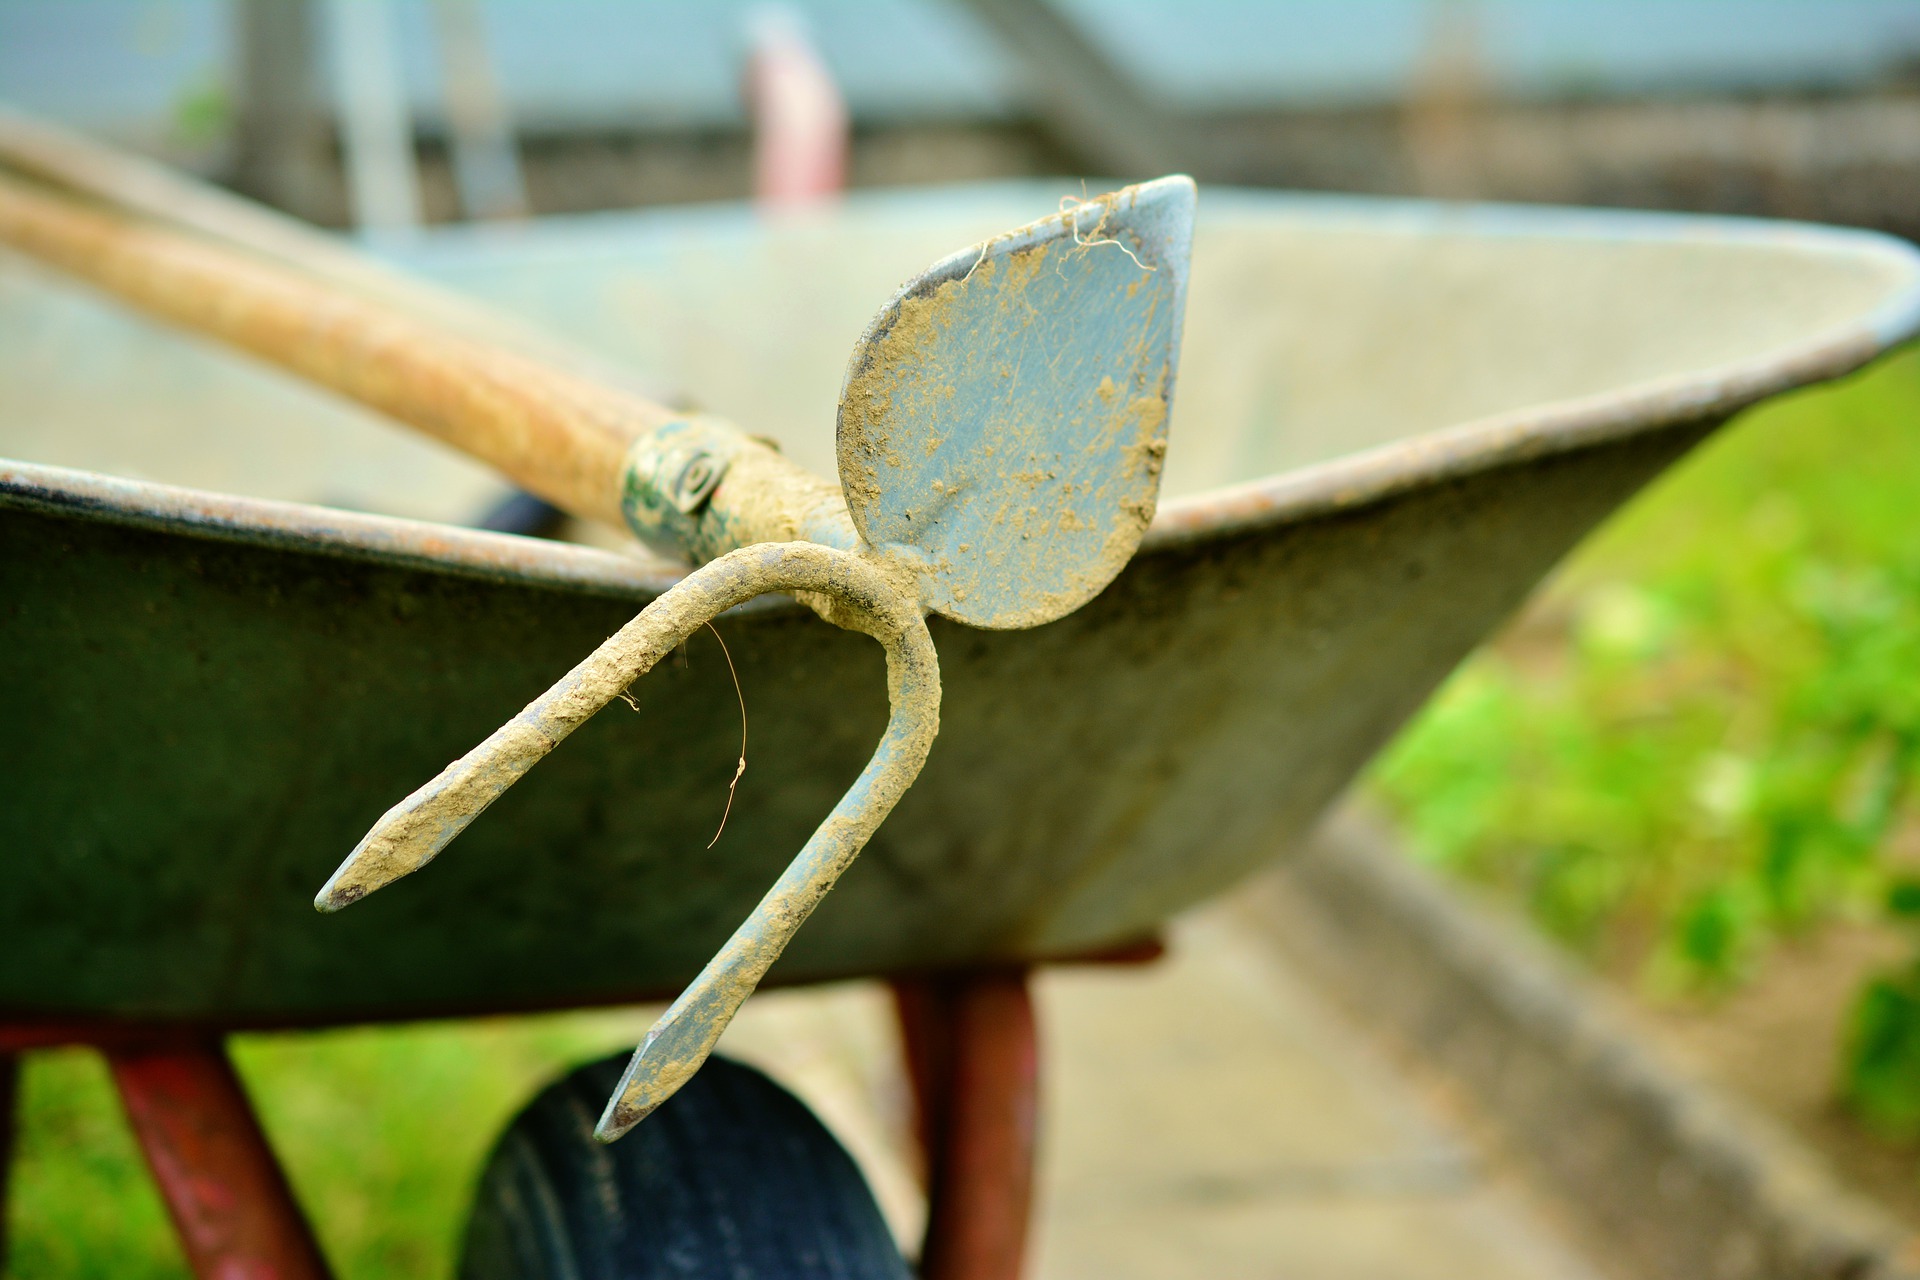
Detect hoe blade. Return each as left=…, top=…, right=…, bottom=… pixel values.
left=837, top=175, right=1195, bottom=629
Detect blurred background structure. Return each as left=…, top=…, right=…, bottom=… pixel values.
left=5, top=0, right=1920, bottom=237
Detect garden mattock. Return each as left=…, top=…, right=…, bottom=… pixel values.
left=0, top=165, right=1195, bottom=1139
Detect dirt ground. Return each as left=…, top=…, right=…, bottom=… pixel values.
left=721, top=906, right=1606, bottom=1280
left=1623, top=919, right=1920, bottom=1226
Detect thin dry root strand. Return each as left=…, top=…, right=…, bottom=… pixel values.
left=1059, top=190, right=1155, bottom=273
left=960, top=240, right=989, bottom=284
left=615, top=620, right=749, bottom=850
left=704, top=620, right=748, bottom=849
left=315, top=539, right=943, bottom=1144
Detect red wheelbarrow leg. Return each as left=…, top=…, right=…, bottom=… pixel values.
left=106, top=1037, right=331, bottom=1280
left=893, top=969, right=1039, bottom=1280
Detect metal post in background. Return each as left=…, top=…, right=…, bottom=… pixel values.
left=231, top=0, right=332, bottom=223
left=1405, top=0, right=1487, bottom=199
left=325, top=0, right=425, bottom=237
left=744, top=5, right=850, bottom=207
left=955, top=0, right=1193, bottom=182
left=431, top=0, right=529, bottom=221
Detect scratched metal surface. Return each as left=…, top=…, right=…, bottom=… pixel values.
left=2, top=186, right=1917, bottom=1024
left=837, top=180, right=1192, bottom=628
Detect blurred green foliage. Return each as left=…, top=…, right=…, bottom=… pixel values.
left=1845, top=879, right=1920, bottom=1139
left=6, top=1050, right=176, bottom=1279
left=169, top=77, right=229, bottom=148
left=1371, top=346, right=1920, bottom=1130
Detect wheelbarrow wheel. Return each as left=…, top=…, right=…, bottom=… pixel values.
left=460, top=1052, right=910, bottom=1280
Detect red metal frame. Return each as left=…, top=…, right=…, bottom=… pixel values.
left=895, top=969, right=1040, bottom=1280
left=106, top=1037, right=331, bottom=1280
left=892, top=942, right=1160, bottom=1280
left=0, top=941, right=1159, bottom=1277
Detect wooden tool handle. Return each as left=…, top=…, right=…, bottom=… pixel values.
left=0, top=169, right=674, bottom=529
left=0, top=107, right=663, bottom=396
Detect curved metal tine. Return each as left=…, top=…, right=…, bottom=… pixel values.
left=314, top=549, right=749, bottom=911
left=313, top=541, right=940, bottom=1138
left=594, top=602, right=937, bottom=1140
left=316, top=542, right=932, bottom=908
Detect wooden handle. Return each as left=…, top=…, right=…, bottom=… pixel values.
left=0, top=106, right=655, bottom=390
left=0, top=168, right=674, bottom=529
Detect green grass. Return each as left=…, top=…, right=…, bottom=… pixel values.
left=1370, top=346, right=1920, bottom=1120
left=6, top=1013, right=647, bottom=1278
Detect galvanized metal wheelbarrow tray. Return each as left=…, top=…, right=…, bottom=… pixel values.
left=2, top=130, right=1919, bottom=1275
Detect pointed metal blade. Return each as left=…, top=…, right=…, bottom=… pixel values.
left=836, top=175, right=1195, bottom=629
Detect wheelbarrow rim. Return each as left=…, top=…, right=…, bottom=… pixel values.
left=4, top=192, right=1918, bottom=602
left=1143, top=192, right=1920, bottom=551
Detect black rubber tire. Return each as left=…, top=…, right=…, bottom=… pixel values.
left=459, top=1052, right=911, bottom=1280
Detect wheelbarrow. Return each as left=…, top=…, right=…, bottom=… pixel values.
left=3, top=110, right=1919, bottom=1278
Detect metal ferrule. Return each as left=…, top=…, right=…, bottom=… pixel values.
left=620, top=416, right=861, bottom=564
